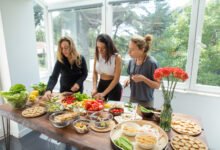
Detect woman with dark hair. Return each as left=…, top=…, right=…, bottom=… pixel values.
left=92, top=34, right=122, bottom=101
left=124, top=34, right=160, bottom=107
left=43, top=36, right=88, bottom=100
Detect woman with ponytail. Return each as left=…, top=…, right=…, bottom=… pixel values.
left=124, top=34, right=160, bottom=107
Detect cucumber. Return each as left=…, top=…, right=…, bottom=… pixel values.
left=120, top=137, right=133, bottom=147
left=118, top=137, right=133, bottom=150
left=114, top=136, right=133, bottom=150
left=140, top=106, right=153, bottom=113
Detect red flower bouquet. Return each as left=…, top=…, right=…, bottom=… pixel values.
left=154, top=67, right=189, bottom=131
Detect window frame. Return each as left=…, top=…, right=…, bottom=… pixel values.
left=42, top=0, right=220, bottom=95
left=35, top=0, right=54, bottom=78
left=190, top=0, right=220, bottom=94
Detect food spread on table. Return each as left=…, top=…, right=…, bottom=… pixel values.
left=2, top=90, right=207, bottom=150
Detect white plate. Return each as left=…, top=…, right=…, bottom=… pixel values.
left=114, top=113, right=142, bottom=123
left=106, top=101, right=138, bottom=114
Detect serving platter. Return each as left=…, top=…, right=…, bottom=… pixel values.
left=106, top=101, right=138, bottom=114
left=110, top=120, right=168, bottom=150
left=22, top=106, right=46, bottom=118
left=90, top=120, right=116, bottom=132
left=171, top=118, right=202, bottom=136
left=114, top=113, right=142, bottom=124
left=171, top=134, right=207, bottom=150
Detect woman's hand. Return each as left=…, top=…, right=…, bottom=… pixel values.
left=131, top=74, right=146, bottom=82
left=93, top=93, right=105, bottom=100
left=71, top=83, right=80, bottom=92
left=91, top=88, right=98, bottom=97
left=43, top=91, right=52, bottom=100
left=123, top=78, right=130, bottom=88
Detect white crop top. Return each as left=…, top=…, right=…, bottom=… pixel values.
left=96, top=54, right=116, bottom=76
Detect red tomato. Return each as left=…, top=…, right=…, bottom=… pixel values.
left=88, top=107, right=93, bottom=111
left=91, top=103, right=99, bottom=111
left=85, top=101, right=92, bottom=110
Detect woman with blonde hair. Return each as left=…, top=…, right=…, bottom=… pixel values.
left=43, top=36, right=88, bottom=99
left=124, top=34, right=160, bottom=107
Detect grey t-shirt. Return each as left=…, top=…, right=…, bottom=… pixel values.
left=127, top=56, right=158, bottom=102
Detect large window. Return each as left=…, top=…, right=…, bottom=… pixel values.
left=33, top=2, right=49, bottom=75
left=42, top=0, right=220, bottom=94
left=110, top=0, right=192, bottom=76
left=197, top=0, right=220, bottom=87
left=51, top=6, right=102, bottom=72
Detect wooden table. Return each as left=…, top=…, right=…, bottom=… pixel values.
left=0, top=104, right=208, bottom=150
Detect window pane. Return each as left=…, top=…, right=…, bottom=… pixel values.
left=197, top=0, right=220, bottom=86
left=51, top=7, right=102, bottom=72
left=111, top=0, right=192, bottom=76
left=33, top=3, right=48, bottom=74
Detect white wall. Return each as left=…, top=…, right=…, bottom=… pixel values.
left=0, top=0, right=40, bottom=138
left=0, top=0, right=39, bottom=86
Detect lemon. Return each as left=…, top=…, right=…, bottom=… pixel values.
left=31, top=90, right=39, bottom=97
left=29, top=94, right=36, bottom=102
left=104, top=103, right=111, bottom=108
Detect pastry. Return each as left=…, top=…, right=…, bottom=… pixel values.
left=22, top=106, right=46, bottom=118
left=171, top=134, right=207, bottom=150
left=171, top=119, right=202, bottom=135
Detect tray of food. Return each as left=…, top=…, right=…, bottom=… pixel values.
left=114, top=113, right=142, bottom=124
left=106, top=101, right=138, bottom=114
left=110, top=120, right=168, bottom=150
left=22, top=106, right=46, bottom=118
left=49, top=111, right=79, bottom=128
left=171, top=118, right=202, bottom=136
left=171, top=134, right=207, bottom=150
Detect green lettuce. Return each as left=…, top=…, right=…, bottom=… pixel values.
left=0, top=84, right=28, bottom=109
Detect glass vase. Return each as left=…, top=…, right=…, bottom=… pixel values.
left=160, top=99, right=173, bottom=132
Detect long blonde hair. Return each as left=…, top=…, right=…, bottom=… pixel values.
left=57, top=36, right=81, bottom=67
left=131, top=34, right=153, bottom=54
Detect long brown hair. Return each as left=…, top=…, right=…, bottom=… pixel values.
left=57, top=36, right=81, bottom=67
left=95, top=34, right=118, bottom=63
left=131, top=34, right=153, bottom=54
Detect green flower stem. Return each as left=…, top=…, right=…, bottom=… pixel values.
left=160, top=99, right=172, bottom=132
left=171, top=80, right=178, bottom=100
left=168, top=75, right=174, bottom=99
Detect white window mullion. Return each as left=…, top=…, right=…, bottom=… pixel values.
left=185, top=0, right=200, bottom=90
left=101, top=0, right=107, bottom=33
left=44, top=5, right=53, bottom=75
left=106, top=0, right=113, bottom=35
left=190, top=0, right=206, bottom=90
left=47, top=12, right=56, bottom=72
left=185, top=0, right=204, bottom=90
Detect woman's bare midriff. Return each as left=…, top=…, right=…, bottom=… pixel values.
left=100, top=74, right=114, bottom=80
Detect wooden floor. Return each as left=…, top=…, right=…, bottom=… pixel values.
left=0, top=131, right=77, bottom=150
